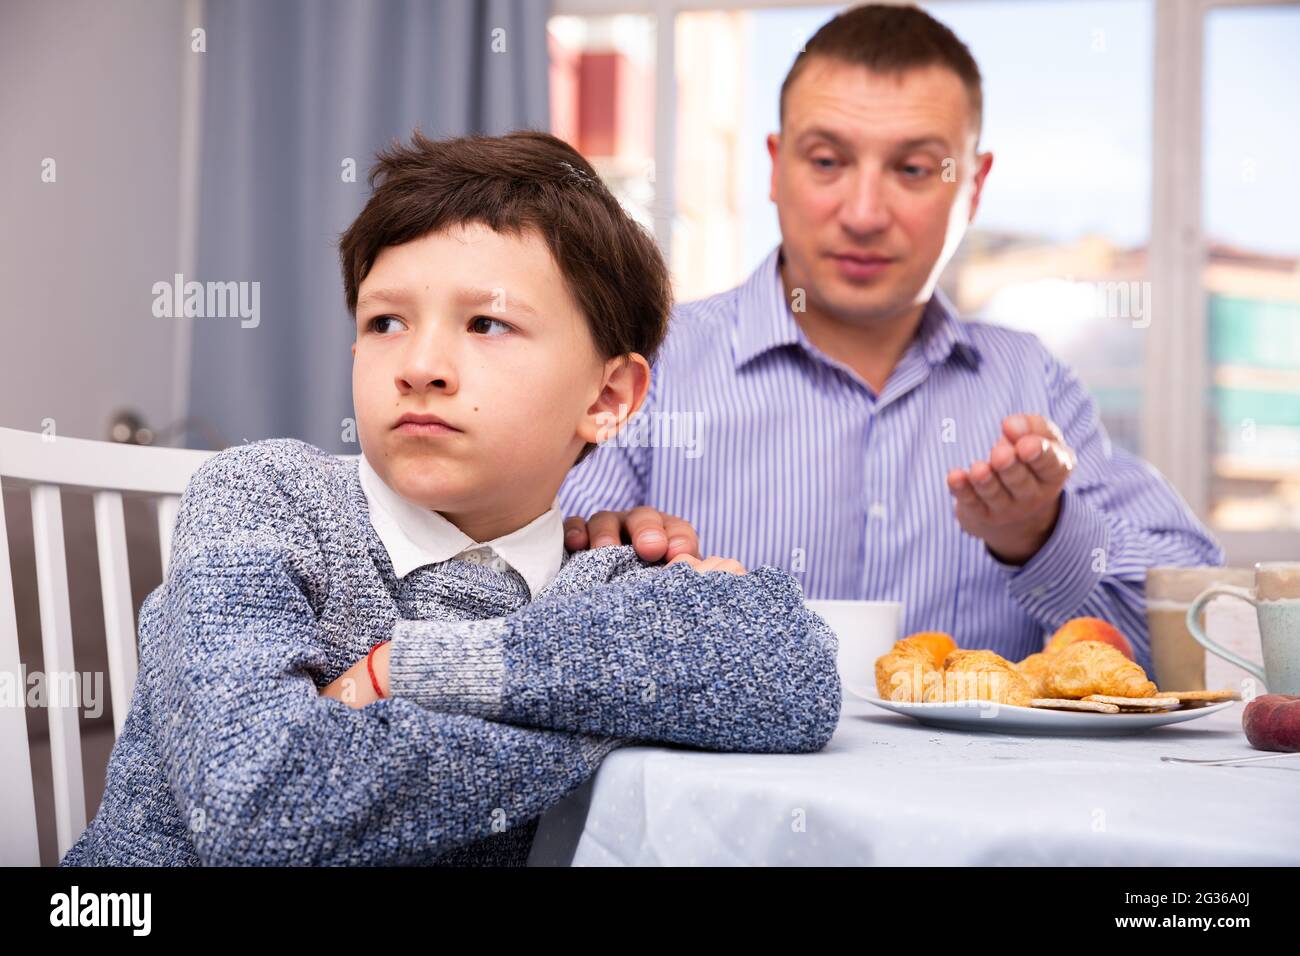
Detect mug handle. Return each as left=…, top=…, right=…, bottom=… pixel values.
left=1185, top=585, right=1267, bottom=684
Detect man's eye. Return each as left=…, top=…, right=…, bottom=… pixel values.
left=469, top=316, right=513, bottom=336
left=901, top=163, right=934, bottom=179
left=811, top=156, right=839, bottom=170
left=367, top=315, right=404, bottom=333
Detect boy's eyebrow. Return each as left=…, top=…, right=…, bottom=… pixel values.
left=355, top=286, right=539, bottom=316
left=454, top=287, right=539, bottom=316
left=355, top=288, right=410, bottom=313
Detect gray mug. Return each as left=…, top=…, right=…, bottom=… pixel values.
left=1186, top=562, right=1300, bottom=696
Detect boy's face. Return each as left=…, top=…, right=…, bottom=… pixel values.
left=351, top=221, right=643, bottom=540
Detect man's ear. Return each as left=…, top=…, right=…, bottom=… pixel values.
left=576, top=353, right=651, bottom=447
left=968, top=150, right=994, bottom=223
left=767, top=132, right=781, bottom=203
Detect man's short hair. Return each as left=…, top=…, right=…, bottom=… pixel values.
left=780, top=3, right=984, bottom=146
left=338, top=129, right=672, bottom=466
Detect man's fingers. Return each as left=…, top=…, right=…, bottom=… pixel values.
left=1028, top=414, right=1066, bottom=444
left=990, top=440, right=1038, bottom=502
left=562, top=516, right=589, bottom=552
left=1003, top=413, right=1065, bottom=445
left=669, top=554, right=744, bottom=575
left=623, top=505, right=669, bottom=561
left=968, top=459, right=1014, bottom=511
left=660, top=513, right=702, bottom=561
left=946, top=468, right=989, bottom=520
left=576, top=508, right=702, bottom=561
left=586, top=510, right=626, bottom=549
left=1017, top=435, right=1073, bottom=484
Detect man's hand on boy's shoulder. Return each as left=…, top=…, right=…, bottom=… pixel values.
left=563, top=506, right=702, bottom=563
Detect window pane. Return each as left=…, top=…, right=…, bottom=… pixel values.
left=548, top=14, right=656, bottom=234
left=1203, top=4, right=1300, bottom=532
left=674, top=1, right=1153, bottom=453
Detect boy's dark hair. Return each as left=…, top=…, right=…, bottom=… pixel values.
left=780, top=3, right=983, bottom=147
left=338, top=129, right=672, bottom=467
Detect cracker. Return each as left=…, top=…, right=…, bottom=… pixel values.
left=1084, top=695, right=1181, bottom=710
left=1156, top=689, right=1240, bottom=703
left=1031, top=698, right=1121, bottom=713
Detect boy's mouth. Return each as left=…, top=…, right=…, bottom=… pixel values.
left=394, top=411, right=462, bottom=435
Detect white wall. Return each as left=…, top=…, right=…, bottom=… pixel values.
left=0, top=0, right=190, bottom=441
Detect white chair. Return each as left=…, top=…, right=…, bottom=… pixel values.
left=0, top=426, right=215, bottom=865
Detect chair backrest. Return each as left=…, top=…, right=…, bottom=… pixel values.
left=0, top=426, right=215, bottom=865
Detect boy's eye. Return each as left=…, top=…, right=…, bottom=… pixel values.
left=469, top=315, right=513, bottom=336
left=367, top=315, right=405, bottom=334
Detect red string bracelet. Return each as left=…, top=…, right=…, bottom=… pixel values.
left=367, top=640, right=389, bottom=699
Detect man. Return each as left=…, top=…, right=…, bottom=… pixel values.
left=560, top=3, right=1222, bottom=674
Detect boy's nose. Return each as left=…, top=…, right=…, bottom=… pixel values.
left=397, top=333, right=459, bottom=394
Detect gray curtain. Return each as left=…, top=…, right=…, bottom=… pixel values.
left=185, top=0, right=552, bottom=452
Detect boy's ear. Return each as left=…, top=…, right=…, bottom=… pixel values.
left=576, top=353, right=651, bottom=447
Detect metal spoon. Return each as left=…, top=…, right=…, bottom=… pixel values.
left=1161, top=751, right=1300, bottom=766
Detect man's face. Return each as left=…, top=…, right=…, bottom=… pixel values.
left=350, top=222, right=621, bottom=529
left=768, top=58, right=993, bottom=327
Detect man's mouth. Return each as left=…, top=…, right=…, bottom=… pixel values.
left=829, top=251, right=895, bottom=280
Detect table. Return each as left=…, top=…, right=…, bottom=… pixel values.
left=528, top=694, right=1300, bottom=866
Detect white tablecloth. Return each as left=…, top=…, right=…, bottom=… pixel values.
left=529, top=694, right=1300, bottom=866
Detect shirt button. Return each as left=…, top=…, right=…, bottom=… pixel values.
left=868, top=502, right=887, bottom=520
left=1029, top=585, right=1047, bottom=597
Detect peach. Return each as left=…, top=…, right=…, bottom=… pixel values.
left=1045, top=617, right=1135, bottom=661
left=899, top=631, right=958, bottom=669
left=1242, top=695, right=1300, bottom=752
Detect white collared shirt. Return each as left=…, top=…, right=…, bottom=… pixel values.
left=357, top=453, right=565, bottom=599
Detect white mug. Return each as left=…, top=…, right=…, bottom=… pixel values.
left=804, top=599, right=903, bottom=700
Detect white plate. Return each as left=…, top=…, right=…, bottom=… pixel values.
left=861, top=695, right=1237, bottom=736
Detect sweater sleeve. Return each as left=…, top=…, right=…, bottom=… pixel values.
left=147, top=445, right=613, bottom=866
left=387, top=546, right=842, bottom=754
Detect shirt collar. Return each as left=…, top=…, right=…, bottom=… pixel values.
left=357, top=452, right=564, bottom=599
left=731, top=243, right=981, bottom=372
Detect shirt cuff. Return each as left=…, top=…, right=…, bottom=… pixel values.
left=989, top=488, right=1110, bottom=622
left=388, top=617, right=508, bottom=718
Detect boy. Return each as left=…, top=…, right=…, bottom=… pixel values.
left=60, top=130, right=841, bottom=867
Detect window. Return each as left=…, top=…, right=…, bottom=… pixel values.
left=550, top=0, right=1300, bottom=561
left=548, top=14, right=658, bottom=235
left=1202, top=4, right=1300, bottom=532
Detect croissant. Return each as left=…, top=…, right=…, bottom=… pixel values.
left=875, top=643, right=940, bottom=702
left=1015, top=652, right=1054, bottom=698
left=939, top=649, right=1035, bottom=707
left=1043, top=640, right=1157, bottom=699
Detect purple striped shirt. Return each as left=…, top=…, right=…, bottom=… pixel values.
left=559, top=244, right=1224, bottom=675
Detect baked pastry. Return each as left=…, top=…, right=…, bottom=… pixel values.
left=938, top=649, right=1035, bottom=707
left=874, top=633, right=957, bottom=702
left=1015, top=652, right=1054, bottom=698
left=1043, top=640, right=1157, bottom=699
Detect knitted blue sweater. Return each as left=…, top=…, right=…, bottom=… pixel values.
left=59, top=439, right=841, bottom=866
